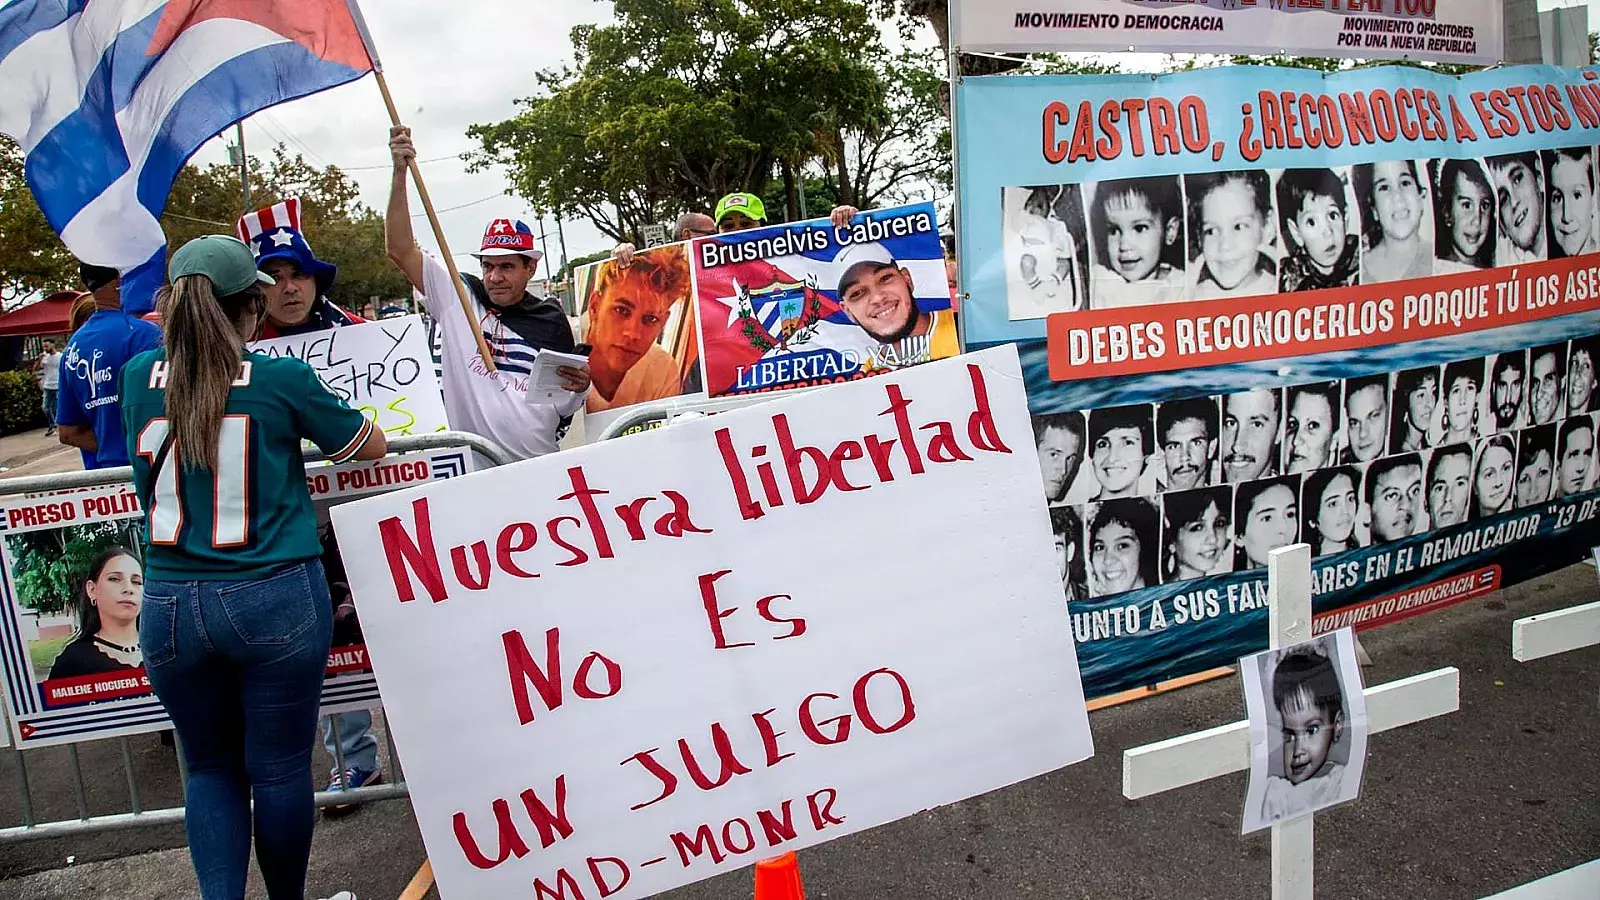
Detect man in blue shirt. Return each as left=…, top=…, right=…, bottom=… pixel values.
left=57, top=262, right=162, bottom=469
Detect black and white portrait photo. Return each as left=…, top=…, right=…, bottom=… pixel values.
left=1341, top=374, right=1391, bottom=464
left=1285, top=381, right=1343, bottom=474
left=1157, top=396, right=1221, bottom=491
left=1234, top=475, right=1302, bottom=571
left=1542, top=146, right=1598, bottom=259
left=1365, top=452, right=1426, bottom=543
left=1086, top=404, right=1158, bottom=501
left=1352, top=158, right=1434, bottom=284
left=1086, top=176, right=1187, bottom=309
left=1389, top=365, right=1441, bottom=454
left=1085, top=498, right=1160, bottom=598
left=1430, top=157, right=1497, bottom=273
left=1487, top=151, right=1547, bottom=265
left=1185, top=169, right=1279, bottom=301
left=1274, top=167, right=1360, bottom=293
left=1515, top=424, right=1557, bottom=509
left=1033, top=411, right=1087, bottom=508
left=1301, top=465, right=1366, bottom=556
left=1483, top=350, right=1529, bottom=435
left=1440, top=358, right=1485, bottom=444
left=1240, top=629, right=1369, bottom=834
left=1002, top=185, right=1090, bottom=321
left=1221, top=388, right=1284, bottom=484
left=1161, top=485, right=1234, bottom=583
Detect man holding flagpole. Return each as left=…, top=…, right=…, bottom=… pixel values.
left=386, top=125, right=592, bottom=461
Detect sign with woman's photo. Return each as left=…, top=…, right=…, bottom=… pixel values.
left=1240, top=629, right=1369, bottom=834
left=572, top=243, right=706, bottom=434
left=0, top=484, right=398, bottom=748
left=694, top=202, right=959, bottom=397
left=961, top=63, right=1600, bottom=698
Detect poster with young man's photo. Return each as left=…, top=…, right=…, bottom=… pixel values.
left=694, top=202, right=958, bottom=397
left=1240, top=628, right=1369, bottom=834
left=573, top=243, right=705, bottom=436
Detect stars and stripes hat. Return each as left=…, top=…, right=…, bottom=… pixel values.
left=235, top=198, right=337, bottom=296
left=475, top=219, right=544, bottom=261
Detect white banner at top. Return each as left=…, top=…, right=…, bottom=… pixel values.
left=949, top=0, right=1504, bottom=65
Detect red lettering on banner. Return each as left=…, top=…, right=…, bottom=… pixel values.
left=1047, top=255, right=1600, bottom=381
left=503, top=628, right=623, bottom=726
left=669, top=789, right=848, bottom=867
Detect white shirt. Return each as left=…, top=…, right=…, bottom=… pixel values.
left=38, top=351, right=61, bottom=390
left=416, top=252, right=586, bottom=461
left=1260, top=762, right=1347, bottom=823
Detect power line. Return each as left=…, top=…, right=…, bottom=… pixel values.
left=413, top=191, right=506, bottom=217
left=342, top=152, right=470, bottom=172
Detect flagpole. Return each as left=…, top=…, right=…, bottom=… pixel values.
left=344, top=0, right=496, bottom=371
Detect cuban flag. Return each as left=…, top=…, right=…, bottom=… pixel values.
left=0, top=0, right=378, bottom=313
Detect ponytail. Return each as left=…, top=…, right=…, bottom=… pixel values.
left=157, top=275, right=261, bottom=471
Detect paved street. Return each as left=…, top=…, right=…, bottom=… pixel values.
left=0, top=559, right=1595, bottom=900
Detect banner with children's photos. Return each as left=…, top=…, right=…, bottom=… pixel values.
left=957, top=64, right=1600, bottom=697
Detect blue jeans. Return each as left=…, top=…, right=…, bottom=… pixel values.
left=142, top=560, right=333, bottom=900
left=322, top=709, right=378, bottom=775
left=41, top=388, right=56, bottom=428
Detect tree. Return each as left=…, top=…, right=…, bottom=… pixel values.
left=0, top=139, right=407, bottom=312
left=0, top=139, right=78, bottom=308
left=470, top=0, right=896, bottom=244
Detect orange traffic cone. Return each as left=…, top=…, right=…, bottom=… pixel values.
left=753, top=852, right=805, bottom=900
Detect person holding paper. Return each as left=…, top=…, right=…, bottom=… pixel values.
left=386, top=125, right=590, bottom=460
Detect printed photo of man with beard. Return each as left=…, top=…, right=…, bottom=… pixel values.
left=1033, top=411, right=1086, bottom=507
left=1222, top=388, right=1283, bottom=484
left=1554, top=415, right=1595, bottom=498
left=1528, top=342, right=1567, bottom=426
left=1515, top=424, right=1557, bottom=508
left=1484, top=350, right=1529, bottom=435
left=1235, top=475, right=1301, bottom=570
left=1285, top=381, right=1342, bottom=473
left=1341, top=374, right=1390, bottom=464
left=1157, top=396, right=1220, bottom=491
left=1425, top=443, right=1475, bottom=529
left=1365, top=453, right=1425, bottom=543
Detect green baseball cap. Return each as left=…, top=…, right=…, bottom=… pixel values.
left=169, top=235, right=274, bottom=295
left=714, top=192, right=767, bottom=225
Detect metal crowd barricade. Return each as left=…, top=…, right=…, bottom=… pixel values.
left=595, top=389, right=822, bottom=443
left=0, top=431, right=513, bottom=845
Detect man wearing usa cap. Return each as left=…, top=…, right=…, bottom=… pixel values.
left=237, top=199, right=364, bottom=338
left=386, top=125, right=589, bottom=461
left=834, top=241, right=960, bottom=366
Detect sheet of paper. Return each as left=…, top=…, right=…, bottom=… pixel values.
left=527, top=349, right=591, bottom=404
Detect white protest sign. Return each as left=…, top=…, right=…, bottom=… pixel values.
left=249, top=315, right=447, bottom=438
left=950, top=0, right=1503, bottom=64
left=331, top=344, right=1094, bottom=899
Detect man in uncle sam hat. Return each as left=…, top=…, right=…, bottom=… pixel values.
left=237, top=198, right=365, bottom=339
left=834, top=241, right=960, bottom=364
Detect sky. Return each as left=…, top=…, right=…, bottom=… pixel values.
left=192, top=0, right=622, bottom=273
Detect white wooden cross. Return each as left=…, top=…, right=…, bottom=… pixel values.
left=1486, top=561, right=1600, bottom=899
left=1120, top=544, right=1461, bottom=900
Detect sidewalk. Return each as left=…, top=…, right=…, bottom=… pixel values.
left=0, top=564, right=1594, bottom=900
left=0, top=427, right=84, bottom=479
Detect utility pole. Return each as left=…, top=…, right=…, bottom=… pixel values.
left=231, top=122, right=250, bottom=210
left=555, top=215, right=570, bottom=283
